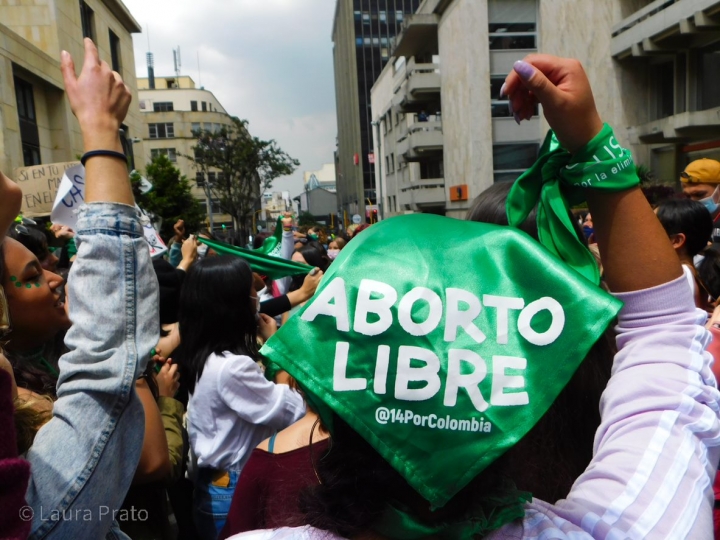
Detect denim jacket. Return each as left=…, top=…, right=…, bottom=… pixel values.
left=25, top=203, right=158, bottom=539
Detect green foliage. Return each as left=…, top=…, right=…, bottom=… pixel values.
left=131, top=155, right=205, bottom=240
left=186, top=117, right=300, bottom=241
left=298, top=211, right=318, bottom=227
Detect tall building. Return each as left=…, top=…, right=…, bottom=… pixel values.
left=332, top=0, right=422, bottom=219
left=0, top=0, right=142, bottom=174
left=371, top=0, right=718, bottom=219
left=136, top=75, right=236, bottom=229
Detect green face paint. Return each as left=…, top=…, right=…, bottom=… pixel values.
left=34, top=282, right=41, bottom=288
left=14, top=282, right=22, bottom=288
left=9, top=276, right=17, bottom=282
left=261, top=214, right=621, bottom=508
left=25, top=283, right=32, bottom=289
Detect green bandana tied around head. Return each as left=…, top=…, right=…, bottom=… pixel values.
left=507, top=124, right=639, bottom=285
left=261, top=214, right=622, bottom=518
left=198, top=235, right=311, bottom=280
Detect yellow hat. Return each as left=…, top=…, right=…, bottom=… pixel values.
left=681, top=159, right=720, bottom=184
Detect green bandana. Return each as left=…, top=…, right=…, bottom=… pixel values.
left=261, top=214, right=621, bottom=509
left=198, top=236, right=310, bottom=280
left=507, top=124, right=639, bottom=285
left=256, top=217, right=285, bottom=258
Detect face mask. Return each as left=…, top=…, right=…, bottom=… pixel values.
left=701, top=188, right=719, bottom=214
left=327, top=249, right=340, bottom=260
left=308, top=233, right=319, bottom=241
left=197, top=244, right=209, bottom=258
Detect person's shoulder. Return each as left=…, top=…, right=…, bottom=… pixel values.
left=227, top=527, right=346, bottom=540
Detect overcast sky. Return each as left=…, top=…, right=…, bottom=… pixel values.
left=122, top=0, right=337, bottom=197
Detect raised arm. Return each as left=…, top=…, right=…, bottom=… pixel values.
left=24, top=39, right=159, bottom=538
left=504, top=55, right=719, bottom=538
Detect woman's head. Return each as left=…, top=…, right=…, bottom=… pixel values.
left=293, top=243, right=330, bottom=272
left=655, top=198, right=713, bottom=259
left=178, top=256, right=258, bottom=393
left=197, top=229, right=219, bottom=258
left=328, top=238, right=346, bottom=251
left=9, top=225, right=58, bottom=272
left=0, top=239, right=70, bottom=352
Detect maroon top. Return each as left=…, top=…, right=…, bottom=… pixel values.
left=219, top=439, right=330, bottom=539
left=0, top=369, right=31, bottom=540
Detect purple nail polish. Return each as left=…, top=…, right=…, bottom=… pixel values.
left=508, top=100, right=514, bottom=115
left=499, top=83, right=507, bottom=99
left=514, top=113, right=522, bottom=125
left=514, top=60, right=535, bottom=81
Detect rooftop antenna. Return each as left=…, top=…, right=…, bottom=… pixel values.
left=173, top=46, right=182, bottom=78
left=146, top=25, right=155, bottom=89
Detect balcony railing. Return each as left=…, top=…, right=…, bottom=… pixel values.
left=392, top=58, right=441, bottom=110
left=396, top=117, right=444, bottom=161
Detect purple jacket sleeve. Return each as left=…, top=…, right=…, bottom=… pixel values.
left=546, top=270, right=720, bottom=538
left=0, top=369, right=30, bottom=540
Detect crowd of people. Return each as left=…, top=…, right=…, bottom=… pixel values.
left=1, top=40, right=720, bottom=540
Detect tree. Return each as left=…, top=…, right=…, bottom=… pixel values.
left=131, top=155, right=205, bottom=240
left=298, top=211, right=318, bottom=227
left=187, top=117, right=299, bottom=242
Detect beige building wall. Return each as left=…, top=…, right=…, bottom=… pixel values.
left=0, top=0, right=141, bottom=178
left=137, top=81, right=237, bottom=227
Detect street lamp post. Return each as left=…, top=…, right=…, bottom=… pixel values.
left=371, top=120, right=384, bottom=220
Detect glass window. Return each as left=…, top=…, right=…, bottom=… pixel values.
left=202, top=102, right=207, bottom=112
left=493, top=143, right=539, bottom=183
left=699, top=42, right=720, bottom=110
left=79, top=1, right=95, bottom=40
left=488, top=0, right=537, bottom=50
left=354, top=10, right=362, bottom=21
left=396, top=11, right=404, bottom=22
left=650, top=61, right=674, bottom=120
left=356, top=37, right=363, bottom=46
left=191, top=101, right=198, bottom=111
left=109, top=30, right=121, bottom=72
left=490, top=75, right=538, bottom=118
left=191, top=122, right=201, bottom=133
left=203, top=122, right=212, bottom=131
left=153, top=102, right=174, bottom=112
left=380, top=11, right=387, bottom=23
left=149, top=123, right=174, bottom=139
left=14, top=77, right=40, bottom=166
left=363, top=12, right=371, bottom=24
left=196, top=172, right=205, bottom=187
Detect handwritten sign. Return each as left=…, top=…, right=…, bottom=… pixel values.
left=14, top=162, right=81, bottom=217
left=50, top=166, right=168, bottom=258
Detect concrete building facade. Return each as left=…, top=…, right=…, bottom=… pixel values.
left=303, top=163, right=337, bottom=192
left=371, top=0, right=717, bottom=219
left=332, top=0, right=422, bottom=218
left=0, top=0, right=141, bottom=175
left=137, top=75, right=235, bottom=228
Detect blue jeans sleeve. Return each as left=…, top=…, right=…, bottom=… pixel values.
left=168, top=241, right=182, bottom=267
left=25, top=203, right=159, bottom=539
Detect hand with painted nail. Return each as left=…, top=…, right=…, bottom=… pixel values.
left=502, top=54, right=603, bottom=153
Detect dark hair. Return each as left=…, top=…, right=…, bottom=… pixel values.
left=698, top=246, right=720, bottom=302
left=296, top=243, right=330, bottom=272
left=9, top=225, right=50, bottom=263
left=253, top=232, right=271, bottom=250
left=298, top=181, right=616, bottom=537
left=656, top=198, right=713, bottom=258
left=177, top=256, right=258, bottom=394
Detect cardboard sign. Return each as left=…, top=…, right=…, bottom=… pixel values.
left=50, top=166, right=168, bottom=258
left=15, top=162, right=81, bottom=217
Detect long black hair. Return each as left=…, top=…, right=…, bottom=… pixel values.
left=177, top=256, right=258, bottom=394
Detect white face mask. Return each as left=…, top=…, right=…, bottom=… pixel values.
left=197, top=244, right=209, bottom=258
left=327, top=249, right=340, bottom=260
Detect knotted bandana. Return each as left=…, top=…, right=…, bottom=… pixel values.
left=507, top=124, right=639, bottom=285
left=261, top=214, right=622, bottom=509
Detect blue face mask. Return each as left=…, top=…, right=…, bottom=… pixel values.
left=702, top=192, right=719, bottom=214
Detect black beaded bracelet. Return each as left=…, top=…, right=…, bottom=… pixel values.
left=80, top=150, right=127, bottom=167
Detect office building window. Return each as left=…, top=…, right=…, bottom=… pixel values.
left=202, top=101, right=207, bottom=112
left=150, top=148, right=177, bottom=162
left=191, top=122, right=201, bottom=133
left=196, top=172, right=205, bottom=187
left=698, top=42, right=720, bottom=111
left=493, top=143, right=538, bottom=183
left=203, top=122, right=212, bottom=131
left=490, top=75, right=538, bottom=117
left=14, top=77, right=41, bottom=166
left=80, top=1, right=95, bottom=40
left=396, top=11, right=404, bottom=22
left=488, top=0, right=537, bottom=50
left=109, top=30, right=121, bottom=72
left=148, top=123, right=175, bottom=139
left=153, top=101, right=174, bottom=112
left=191, top=101, right=198, bottom=111
left=650, top=61, right=674, bottom=120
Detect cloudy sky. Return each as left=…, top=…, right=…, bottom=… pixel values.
left=122, top=0, right=338, bottom=197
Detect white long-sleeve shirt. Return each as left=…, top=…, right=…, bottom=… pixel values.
left=188, top=352, right=305, bottom=472
left=230, top=271, right=720, bottom=539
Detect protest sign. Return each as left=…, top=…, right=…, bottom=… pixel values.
left=14, top=162, right=80, bottom=218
